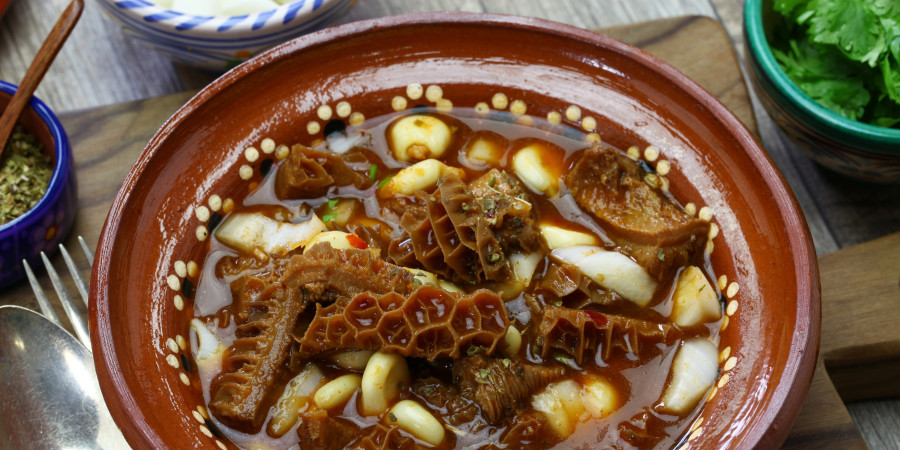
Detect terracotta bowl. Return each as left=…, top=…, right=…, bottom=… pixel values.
left=90, top=12, right=820, bottom=449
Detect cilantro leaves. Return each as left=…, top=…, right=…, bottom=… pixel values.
left=772, top=0, right=900, bottom=127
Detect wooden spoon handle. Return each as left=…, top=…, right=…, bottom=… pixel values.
left=0, top=0, right=84, bottom=156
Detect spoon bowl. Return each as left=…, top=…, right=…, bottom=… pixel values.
left=0, top=305, right=127, bottom=448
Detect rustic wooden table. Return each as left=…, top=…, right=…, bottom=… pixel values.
left=1, top=0, right=898, bottom=449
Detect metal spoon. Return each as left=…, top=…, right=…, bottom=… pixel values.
left=0, top=305, right=128, bottom=449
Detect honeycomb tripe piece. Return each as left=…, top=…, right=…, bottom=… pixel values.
left=296, top=286, right=509, bottom=361
left=536, top=305, right=680, bottom=364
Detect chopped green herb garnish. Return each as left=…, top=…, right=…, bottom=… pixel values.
left=489, top=176, right=496, bottom=187
left=501, top=358, right=511, bottom=368
left=467, top=345, right=487, bottom=356
left=369, top=163, right=377, bottom=180
left=553, top=353, right=576, bottom=369
left=657, top=249, right=665, bottom=261
left=322, top=213, right=337, bottom=222
left=461, top=202, right=470, bottom=211
left=411, top=278, right=423, bottom=286
left=377, top=177, right=392, bottom=189
left=327, top=199, right=338, bottom=210
left=698, top=284, right=706, bottom=293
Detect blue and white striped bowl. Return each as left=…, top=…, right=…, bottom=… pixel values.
left=99, top=0, right=355, bottom=71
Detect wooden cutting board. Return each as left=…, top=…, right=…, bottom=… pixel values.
left=7, top=15, right=898, bottom=448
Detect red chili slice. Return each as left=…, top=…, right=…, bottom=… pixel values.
left=346, top=234, right=368, bottom=249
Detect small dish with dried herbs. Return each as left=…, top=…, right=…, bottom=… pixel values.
left=0, top=80, right=76, bottom=288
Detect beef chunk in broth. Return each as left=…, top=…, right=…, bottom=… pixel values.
left=565, top=145, right=709, bottom=280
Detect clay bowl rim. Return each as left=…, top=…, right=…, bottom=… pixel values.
left=0, top=80, right=72, bottom=235
left=90, top=11, right=820, bottom=449
left=744, top=0, right=900, bottom=154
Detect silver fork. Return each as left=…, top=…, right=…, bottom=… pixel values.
left=22, top=235, right=94, bottom=352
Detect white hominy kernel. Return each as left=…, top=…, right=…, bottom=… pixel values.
left=192, top=411, right=205, bottom=424
left=718, top=275, right=728, bottom=290
left=166, top=338, right=178, bottom=353
left=474, top=102, right=490, bottom=115
left=167, top=275, right=181, bottom=291
left=510, top=99, right=527, bottom=116
left=720, top=315, right=729, bottom=331
left=187, top=261, right=199, bottom=278
left=244, top=147, right=259, bottom=163
left=180, top=373, right=190, bottom=386
left=223, top=198, right=234, bottom=213
left=239, top=165, right=253, bottom=180
left=166, top=354, right=180, bottom=368
left=260, top=138, right=275, bottom=153
left=707, top=386, right=718, bottom=402
left=547, top=111, right=562, bottom=124
left=198, top=406, right=209, bottom=419
left=719, top=346, right=731, bottom=363
left=336, top=101, right=352, bottom=118
left=216, top=441, right=227, bottom=450
left=656, top=159, right=671, bottom=175
left=586, top=133, right=601, bottom=144
left=391, top=96, right=407, bottom=111
left=275, top=144, right=290, bottom=160
left=176, top=335, right=187, bottom=350
left=565, top=105, right=581, bottom=121
left=174, top=294, right=184, bottom=311
left=174, top=260, right=187, bottom=278
left=199, top=425, right=212, bottom=438
left=699, top=206, right=713, bottom=221
left=307, top=121, right=321, bottom=135
left=581, top=116, right=597, bottom=130
left=317, top=105, right=332, bottom=121
left=406, top=83, right=423, bottom=100
left=492, top=93, right=508, bottom=110
left=425, top=85, right=443, bottom=102
left=208, top=195, right=222, bottom=211
left=644, top=145, right=659, bottom=162
left=705, top=240, right=715, bottom=255
left=727, top=282, right=740, bottom=298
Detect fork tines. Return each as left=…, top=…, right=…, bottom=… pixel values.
left=22, top=236, right=94, bottom=352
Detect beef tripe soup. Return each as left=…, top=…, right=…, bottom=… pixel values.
left=190, top=106, right=725, bottom=449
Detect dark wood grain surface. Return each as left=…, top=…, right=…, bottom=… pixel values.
left=1, top=0, right=898, bottom=447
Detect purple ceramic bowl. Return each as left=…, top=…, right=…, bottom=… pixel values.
left=0, top=80, right=77, bottom=288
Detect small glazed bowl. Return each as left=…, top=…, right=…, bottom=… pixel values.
left=91, top=12, right=820, bottom=449
left=97, top=0, right=355, bottom=71
left=745, top=0, right=900, bottom=183
left=0, top=80, right=77, bottom=289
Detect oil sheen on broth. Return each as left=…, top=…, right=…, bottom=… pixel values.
left=190, top=108, right=724, bottom=449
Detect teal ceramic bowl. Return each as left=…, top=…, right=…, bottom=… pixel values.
left=744, top=0, right=900, bottom=183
